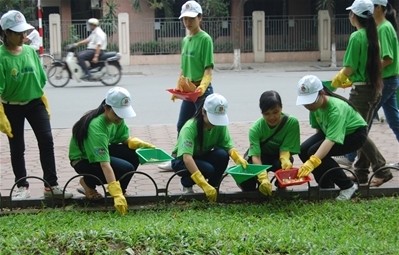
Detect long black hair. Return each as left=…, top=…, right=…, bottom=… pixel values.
left=383, top=3, right=398, bottom=31
left=0, top=28, right=10, bottom=47
left=72, top=100, right=110, bottom=151
left=259, top=90, right=282, bottom=113
left=322, top=86, right=358, bottom=110
left=192, top=100, right=206, bottom=154
left=356, top=12, right=383, bottom=97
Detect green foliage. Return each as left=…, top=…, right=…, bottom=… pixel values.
left=102, top=0, right=119, bottom=36
left=1, top=198, right=399, bottom=254
left=315, top=0, right=335, bottom=12
left=197, top=0, right=229, bottom=18
left=131, top=40, right=181, bottom=55
left=0, top=0, right=36, bottom=21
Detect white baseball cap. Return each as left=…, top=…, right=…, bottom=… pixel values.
left=0, top=10, right=33, bottom=32
left=296, top=75, right=323, bottom=105
left=88, top=18, right=99, bottom=26
left=371, top=0, right=387, bottom=6
left=204, top=93, right=229, bottom=126
left=105, top=87, right=136, bottom=119
left=179, top=1, right=202, bottom=19
left=346, top=0, right=374, bottom=18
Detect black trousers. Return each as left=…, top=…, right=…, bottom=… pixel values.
left=299, top=127, right=367, bottom=189
left=77, top=49, right=95, bottom=75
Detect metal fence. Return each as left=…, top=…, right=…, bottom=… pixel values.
left=40, top=15, right=360, bottom=56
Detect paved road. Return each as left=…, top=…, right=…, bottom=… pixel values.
left=44, top=69, right=346, bottom=129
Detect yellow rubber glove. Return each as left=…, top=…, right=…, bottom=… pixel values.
left=41, top=94, right=51, bottom=117
left=191, top=171, right=217, bottom=202
left=297, top=155, right=322, bottom=178
left=229, top=148, right=248, bottom=169
left=257, top=171, right=272, bottom=196
left=127, top=137, right=155, bottom=150
left=107, top=181, right=128, bottom=215
left=177, top=76, right=196, bottom=92
left=279, top=151, right=293, bottom=170
left=195, top=74, right=212, bottom=96
left=0, top=102, right=13, bottom=138
left=332, top=70, right=352, bottom=89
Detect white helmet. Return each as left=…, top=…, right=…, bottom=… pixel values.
left=88, top=18, right=99, bottom=26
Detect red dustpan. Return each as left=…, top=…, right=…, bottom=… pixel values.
left=167, top=89, right=201, bottom=102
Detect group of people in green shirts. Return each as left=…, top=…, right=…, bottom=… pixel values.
left=0, top=0, right=397, bottom=215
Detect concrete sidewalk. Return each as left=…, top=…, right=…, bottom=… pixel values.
left=0, top=121, right=397, bottom=199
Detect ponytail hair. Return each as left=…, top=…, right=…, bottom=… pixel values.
left=72, top=100, right=108, bottom=151
left=384, top=3, right=398, bottom=32
left=192, top=100, right=205, bottom=154
left=322, top=86, right=358, bottom=110
left=357, top=14, right=383, bottom=96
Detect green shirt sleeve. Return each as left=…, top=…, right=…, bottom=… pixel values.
left=85, top=123, right=111, bottom=163
left=343, top=32, right=361, bottom=72
left=218, top=126, right=234, bottom=151
left=248, top=122, right=262, bottom=157
left=176, top=120, right=197, bottom=157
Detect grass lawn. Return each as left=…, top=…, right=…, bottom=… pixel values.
left=1, top=197, right=398, bottom=254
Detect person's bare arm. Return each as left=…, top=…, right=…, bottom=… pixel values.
left=100, top=162, right=117, bottom=184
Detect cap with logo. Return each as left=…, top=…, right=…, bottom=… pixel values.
left=0, top=10, right=33, bottom=32
left=204, top=93, right=229, bottom=126
left=346, top=0, right=374, bottom=18
left=371, top=0, right=387, bottom=6
left=179, top=1, right=202, bottom=19
left=296, top=75, right=323, bottom=105
left=105, top=87, right=136, bottom=119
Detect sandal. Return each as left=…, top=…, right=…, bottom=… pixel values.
left=78, top=178, right=103, bottom=200
left=369, top=174, right=393, bottom=187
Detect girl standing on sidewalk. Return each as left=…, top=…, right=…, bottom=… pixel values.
left=371, top=0, right=399, bottom=163
left=297, top=75, right=367, bottom=200
left=159, top=0, right=214, bottom=170
left=240, top=91, right=300, bottom=194
left=171, top=94, right=248, bottom=202
left=331, top=0, right=392, bottom=186
left=0, top=10, right=72, bottom=200
left=69, top=87, right=155, bottom=215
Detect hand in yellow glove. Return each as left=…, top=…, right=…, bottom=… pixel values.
left=257, top=171, right=272, bottom=196
left=229, top=148, right=248, bottom=169
left=191, top=171, right=217, bottom=202
left=107, top=181, right=128, bottom=215
left=297, top=155, right=322, bottom=178
left=41, top=94, right=51, bottom=117
left=127, top=137, right=155, bottom=150
left=332, top=70, right=352, bottom=89
left=0, top=103, right=13, bottom=138
left=195, top=74, right=212, bottom=96
left=177, top=76, right=196, bottom=92
left=279, top=151, right=293, bottom=170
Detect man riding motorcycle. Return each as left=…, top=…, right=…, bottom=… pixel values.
left=73, top=18, right=107, bottom=80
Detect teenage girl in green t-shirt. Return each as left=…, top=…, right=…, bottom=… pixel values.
left=331, top=0, right=392, bottom=185
left=69, top=87, right=155, bottom=215
left=297, top=75, right=368, bottom=201
left=240, top=91, right=300, bottom=193
left=171, top=94, right=248, bottom=202
left=0, top=10, right=72, bottom=200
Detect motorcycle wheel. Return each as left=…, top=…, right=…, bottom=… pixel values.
left=47, top=65, right=70, bottom=88
left=100, top=63, right=122, bottom=86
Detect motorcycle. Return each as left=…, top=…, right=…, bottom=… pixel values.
left=47, top=44, right=122, bottom=88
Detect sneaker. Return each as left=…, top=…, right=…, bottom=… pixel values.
left=182, top=186, right=194, bottom=194
left=44, top=186, right=73, bottom=199
left=336, top=183, right=358, bottom=201
left=12, top=187, right=31, bottom=200
left=333, top=156, right=354, bottom=168
left=158, top=161, right=173, bottom=171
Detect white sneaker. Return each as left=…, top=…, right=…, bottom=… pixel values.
left=182, top=186, right=194, bottom=194
left=336, top=183, right=358, bottom=201
left=44, top=186, right=73, bottom=199
left=12, top=187, right=31, bottom=200
left=158, top=161, right=173, bottom=171
left=332, top=156, right=354, bottom=168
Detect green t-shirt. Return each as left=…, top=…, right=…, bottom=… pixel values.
left=248, top=115, right=300, bottom=157
left=181, top=30, right=214, bottom=82
left=309, top=97, right=367, bottom=144
left=378, top=20, right=399, bottom=78
left=69, top=114, right=130, bottom=163
left=175, top=119, right=234, bottom=158
left=0, top=45, right=46, bottom=102
left=343, top=29, right=368, bottom=83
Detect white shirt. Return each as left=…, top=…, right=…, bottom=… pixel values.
left=27, top=29, right=40, bottom=50
left=87, top=27, right=107, bottom=50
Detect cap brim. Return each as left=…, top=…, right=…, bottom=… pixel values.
left=207, top=112, right=229, bottom=126
left=179, top=11, right=199, bottom=19
left=296, top=92, right=319, bottom=105
left=10, top=23, right=34, bottom=32
left=113, top=106, right=136, bottom=119
left=346, top=6, right=352, bottom=11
